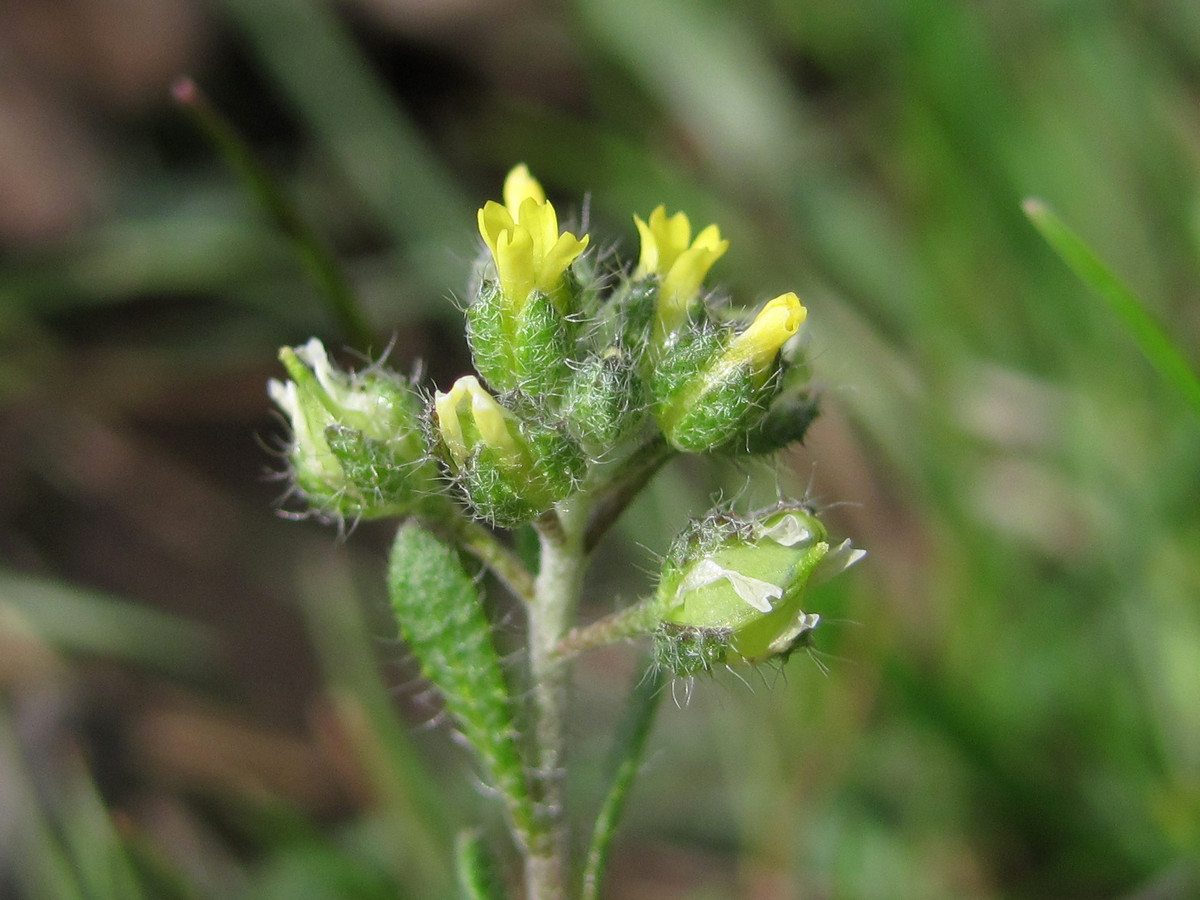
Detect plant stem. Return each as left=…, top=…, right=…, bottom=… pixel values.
left=524, top=503, right=588, bottom=900
left=448, top=517, right=536, bottom=605
left=584, top=436, right=674, bottom=553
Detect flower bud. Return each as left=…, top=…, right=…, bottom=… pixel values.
left=268, top=339, right=442, bottom=519
left=433, top=375, right=584, bottom=526
left=562, top=348, right=646, bottom=458
left=471, top=165, right=589, bottom=396
left=652, top=293, right=807, bottom=452
left=652, top=504, right=864, bottom=674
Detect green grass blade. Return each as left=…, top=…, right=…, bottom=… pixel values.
left=1024, top=198, right=1200, bottom=418
left=0, top=569, right=218, bottom=678
left=216, top=0, right=472, bottom=283
left=173, top=78, right=373, bottom=351
left=454, top=831, right=504, bottom=900
left=580, top=665, right=665, bottom=900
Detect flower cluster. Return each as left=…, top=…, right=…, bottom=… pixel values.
left=270, top=165, right=859, bottom=667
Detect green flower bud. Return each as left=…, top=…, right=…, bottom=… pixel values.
left=652, top=293, right=807, bottom=453
left=433, top=375, right=584, bottom=526
left=732, top=390, right=820, bottom=456
left=268, top=339, right=443, bottom=519
left=652, top=503, right=864, bottom=674
left=563, top=348, right=646, bottom=458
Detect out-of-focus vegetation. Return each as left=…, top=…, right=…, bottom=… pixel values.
left=2, top=0, right=1200, bottom=897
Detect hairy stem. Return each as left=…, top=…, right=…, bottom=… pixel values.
left=524, top=503, right=588, bottom=900
left=584, top=436, right=674, bottom=553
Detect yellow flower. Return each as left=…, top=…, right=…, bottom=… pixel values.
left=634, top=205, right=729, bottom=336
left=477, top=165, right=589, bottom=310
left=723, top=292, right=807, bottom=379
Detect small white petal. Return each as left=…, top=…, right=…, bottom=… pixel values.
left=764, top=612, right=821, bottom=657
left=810, top=540, right=866, bottom=585
left=755, top=513, right=813, bottom=547
left=678, top=558, right=781, bottom=613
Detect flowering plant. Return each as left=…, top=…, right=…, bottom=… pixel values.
left=270, top=165, right=863, bottom=899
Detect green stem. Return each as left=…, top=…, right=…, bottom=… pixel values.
left=447, top=517, right=537, bottom=605
left=524, top=503, right=588, bottom=900
left=581, top=665, right=665, bottom=900
left=584, top=436, right=674, bottom=553
left=555, top=598, right=667, bottom=661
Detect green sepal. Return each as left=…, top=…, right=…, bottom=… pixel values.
left=611, top=278, right=659, bottom=352
left=457, top=420, right=584, bottom=527
left=725, top=390, right=820, bottom=456
left=650, top=325, right=775, bottom=452
left=388, top=522, right=534, bottom=839
left=324, top=425, right=447, bottom=518
left=652, top=623, right=733, bottom=676
left=467, top=278, right=576, bottom=399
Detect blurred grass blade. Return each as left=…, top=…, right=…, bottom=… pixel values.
left=454, top=831, right=504, bottom=900
left=581, top=665, right=665, bottom=900
left=173, top=78, right=373, bottom=350
left=1024, top=198, right=1200, bottom=418
left=216, top=0, right=472, bottom=285
left=0, top=570, right=217, bottom=679
left=296, top=556, right=452, bottom=898
left=0, top=709, right=85, bottom=900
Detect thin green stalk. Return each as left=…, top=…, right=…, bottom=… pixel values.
left=555, top=597, right=667, bottom=661
left=584, top=436, right=674, bottom=553
left=172, top=78, right=374, bottom=350
left=1024, top=198, right=1200, bottom=419
left=448, top=517, right=537, bottom=605
left=581, top=665, right=665, bottom=900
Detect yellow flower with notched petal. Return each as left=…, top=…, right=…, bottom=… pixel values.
left=634, top=205, right=729, bottom=338
left=476, top=166, right=588, bottom=311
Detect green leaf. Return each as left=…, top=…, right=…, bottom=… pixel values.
left=388, top=522, right=535, bottom=844
left=1024, top=198, right=1200, bottom=419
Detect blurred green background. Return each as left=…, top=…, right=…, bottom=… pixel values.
left=3, top=0, right=1200, bottom=897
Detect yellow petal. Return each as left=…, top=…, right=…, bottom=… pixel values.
left=478, top=200, right=515, bottom=257
left=519, top=197, right=560, bottom=263
left=633, top=213, right=659, bottom=277
left=469, top=387, right=519, bottom=457
left=434, top=387, right=467, bottom=466
left=657, top=242, right=728, bottom=335
left=537, top=232, right=590, bottom=293
left=495, top=227, right=536, bottom=307
left=726, top=292, right=807, bottom=373
left=651, top=206, right=693, bottom=274
left=503, top=164, right=546, bottom=216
